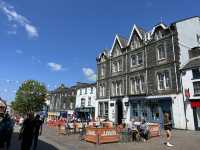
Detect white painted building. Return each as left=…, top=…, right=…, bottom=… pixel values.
left=181, top=47, right=200, bottom=130
left=75, top=83, right=96, bottom=121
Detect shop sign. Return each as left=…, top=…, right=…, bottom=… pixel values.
left=191, top=101, right=200, bottom=108
left=86, top=130, right=96, bottom=136
left=101, top=130, right=117, bottom=136
left=185, top=88, right=190, bottom=100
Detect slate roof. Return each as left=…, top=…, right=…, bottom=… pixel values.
left=117, top=35, right=128, bottom=48
left=137, top=26, right=147, bottom=39
left=181, top=56, right=200, bottom=70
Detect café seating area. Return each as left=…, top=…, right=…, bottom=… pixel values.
left=47, top=119, right=160, bottom=144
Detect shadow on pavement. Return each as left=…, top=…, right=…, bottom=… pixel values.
left=10, top=132, right=59, bottom=150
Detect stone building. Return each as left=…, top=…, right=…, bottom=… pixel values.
left=96, top=16, right=200, bottom=129
left=48, top=84, right=77, bottom=118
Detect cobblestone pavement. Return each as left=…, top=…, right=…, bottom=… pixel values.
left=10, top=125, right=200, bottom=150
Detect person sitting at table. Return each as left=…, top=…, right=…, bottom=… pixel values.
left=139, top=119, right=149, bottom=141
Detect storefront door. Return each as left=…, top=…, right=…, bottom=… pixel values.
left=116, top=100, right=123, bottom=125
left=194, top=108, right=200, bottom=130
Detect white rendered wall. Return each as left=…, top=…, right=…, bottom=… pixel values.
left=75, top=86, right=96, bottom=108
left=176, top=17, right=200, bottom=67
left=182, top=69, right=200, bottom=130
left=172, top=94, right=186, bottom=129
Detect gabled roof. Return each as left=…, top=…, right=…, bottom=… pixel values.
left=181, top=56, right=200, bottom=70
left=97, top=50, right=109, bottom=62
left=110, top=34, right=128, bottom=54
left=151, top=23, right=168, bottom=35
left=128, top=24, right=146, bottom=45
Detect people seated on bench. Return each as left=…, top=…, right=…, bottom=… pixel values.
left=139, top=119, right=149, bottom=141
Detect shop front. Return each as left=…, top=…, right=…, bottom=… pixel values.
left=191, top=100, right=200, bottom=130
left=129, top=96, right=172, bottom=128
left=75, top=107, right=95, bottom=121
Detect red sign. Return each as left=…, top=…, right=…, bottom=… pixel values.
left=191, top=101, right=200, bottom=108
left=185, top=89, right=190, bottom=99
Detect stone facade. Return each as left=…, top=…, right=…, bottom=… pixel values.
left=96, top=16, right=200, bottom=129
left=48, top=84, right=77, bottom=112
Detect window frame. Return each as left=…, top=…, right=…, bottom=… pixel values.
left=157, top=69, right=171, bottom=90
left=193, top=81, right=200, bottom=96
left=157, top=43, right=167, bottom=61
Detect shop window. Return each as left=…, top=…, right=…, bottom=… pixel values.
left=151, top=104, right=160, bottom=121
left=104, top=102, right=109, bottom=117
left=193, top=81, right=200, bottom=96
left=192, top=68, right=200, bottom=79
left=98, top=102, right=109, bottom=118
left=99, top=102, right=103, bottom=117
left=132, top=104, right=138, bottom=117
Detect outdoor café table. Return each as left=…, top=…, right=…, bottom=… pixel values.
left=84, top=127, right=120, bottom=144
left=146, top=123, right=160, bottom=137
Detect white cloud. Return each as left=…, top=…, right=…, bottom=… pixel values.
left=16, top=49, right=23, bottom=54
left=0, top=0, right=39, bottom=38
left=82, top=68, right=96, bottom=81
left=47, top=62, right=63, bottom=72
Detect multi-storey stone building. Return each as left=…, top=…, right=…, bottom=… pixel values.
left=48, top=84, right=77, bottom=119
left=96, top=16, right=200, bottom=129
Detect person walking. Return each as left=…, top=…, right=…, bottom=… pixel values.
left=32, top=115, right=43, bottom=150
left=0, top=113, right=14, bottom=150
left=163, top=112, right=174, bottom=147
left=19, top=112, right=35, bottom=150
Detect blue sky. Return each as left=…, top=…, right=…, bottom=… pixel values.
left=0, top=0, right=199, bottom=102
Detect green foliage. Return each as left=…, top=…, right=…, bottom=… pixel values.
left=12, top=80, right=47, bottom=114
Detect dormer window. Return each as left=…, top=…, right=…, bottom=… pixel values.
left=113, top=44, right=121, bottom=57
left=100, top=64, right=105, bottom=77
left=131, top=35, right=141, bottom=49
left=155, top=30, right=163, bottom=40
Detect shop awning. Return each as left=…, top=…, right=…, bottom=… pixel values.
left=75, top=107, right=95, bottom=113
left=129, top=96, right=172, bottom=103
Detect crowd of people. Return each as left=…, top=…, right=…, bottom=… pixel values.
left=0, top=112, right=44, bottom=150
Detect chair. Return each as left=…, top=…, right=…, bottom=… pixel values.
left=131, top=128, right=141, bottom=142
left=66, top=123, right=75, bottom=135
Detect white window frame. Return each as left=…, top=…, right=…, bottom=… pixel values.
left=130, top=52, right=144, bottom=67
left=88, top=97, right=91, bottom=106
left=157, top=43, right=167, bottom=61
left=193, top=81, right=200, bottom=96
left=81, top=98, right=85, bottom=107
left=157, top=70, right=171, bottom=90
left=130, top=75, right=145, bottom=94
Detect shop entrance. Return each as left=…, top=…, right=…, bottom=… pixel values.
left=116, top=100, right=123, bottom=125
left=193, top=107, right=200, bottom=130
